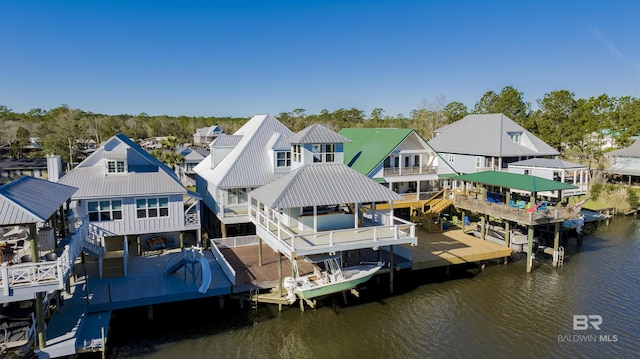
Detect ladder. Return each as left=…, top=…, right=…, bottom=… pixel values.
left=557, top=246, right=565, bottom=267
left=249, top=288, right=259, bottom=310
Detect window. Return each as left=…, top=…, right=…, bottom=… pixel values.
left=475, top=156, right=483, bottom=168
left=448, top=154, right=455, bottom=163
left=136, top=197, right=169, bottom=218
left=509, top=132, right=521, bottom=143
left=276, top=151, right=291, bottom=167
left=107, top=160, right=125, bottom=173
left=293, top=144, right=301, bottom=162
left=227, top=188, right=247, bottom=205
left=88, top=200, right=122, bottom=222
left=312, top=144, right=336, bottom=163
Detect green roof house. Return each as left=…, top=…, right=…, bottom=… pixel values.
left=339, top=128, right=457, bottom=200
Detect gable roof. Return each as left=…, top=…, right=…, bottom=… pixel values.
left=249, top=163, right=403, bottom=208
left=509, top=158, right=586, bottom=169
left=606, top=139, right=640, bottom=157
left=339, top=128, right=412, bottom=175
left=194, top=114, right=294, bottom=189
left=0, top=176, right=77, bottom=225
left=58, top=133, right=187, bottom=199
left=452, top=171, right=578, bottom=192
left=287, top=123, right=352, bottom=144
left=429, top=114, right=559, bottom=157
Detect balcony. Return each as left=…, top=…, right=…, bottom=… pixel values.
left=383, top=166, right=437, bottom=177
left=248, top=204, right=417, bottom=259
left=0, top=219, right=88, bottom=303
left=452, top=195, right=580, bottom=226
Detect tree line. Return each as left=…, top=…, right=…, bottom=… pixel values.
left=1, top=86, right=639, bottom=168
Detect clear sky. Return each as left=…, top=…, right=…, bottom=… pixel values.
left=1, top=0, right=639, bottom=118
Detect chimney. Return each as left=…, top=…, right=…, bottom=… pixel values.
left=47, top=154, right=63, bottom=182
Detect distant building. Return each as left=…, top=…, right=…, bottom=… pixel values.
left=603, top=138, right=640, bottom=185
left=193, top=126, right=224, bottom=148
left=0, top=157, right=50, bottom=185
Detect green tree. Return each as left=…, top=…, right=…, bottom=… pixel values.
left=532, top=90, right=577, bottom=154
left=473, top=86, right=531, bottom=125
left=443, top=101, right=468, bottom=124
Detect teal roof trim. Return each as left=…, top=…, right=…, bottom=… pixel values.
left=339, top=128, right=412, bottom=176
left=452, top=171, right=578, bottom=192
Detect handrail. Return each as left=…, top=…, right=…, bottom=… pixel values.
left=249, top=203, right=416, bottom=253
left=0, top=218, right=90, bottom=296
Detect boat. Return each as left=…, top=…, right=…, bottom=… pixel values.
left=473, top=221, right=529, bottom=252
left=283, top=254, right=384, bottom=302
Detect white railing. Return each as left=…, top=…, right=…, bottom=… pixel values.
left=209, top=246, right=236, bottom=285
left=249, top=204, right=416, bottom=254
left=212, top=235, right=259, bottom=248
left=0, top=218, right=89, bottom=296
left=383, top=166, right=437, bottom=176
left=185, top=202, right=200, bottom=226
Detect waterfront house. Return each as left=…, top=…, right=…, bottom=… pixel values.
left=247, top=123, right=417, bottom=284
left=507, top=158, right=589, bottom=198
left=428, top=114, right=559, bottom=174
left=194, top=114, right=294, bottom=238
left=57, top=133, right=201, bottom=278
left=193, top=125, right=224, bottom=148
left=0, top=176, right=82, bottom=352
left=339, top=128, right=458, bottom=200
left=603, top=138, right=640, bottom=185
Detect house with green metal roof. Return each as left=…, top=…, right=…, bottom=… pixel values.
left=339, top=128, right=457, bottom=200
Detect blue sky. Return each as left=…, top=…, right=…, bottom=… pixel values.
left=1, top=0, right=639, bottom=118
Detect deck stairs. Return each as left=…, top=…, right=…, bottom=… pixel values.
left=409, top=191, right=454, bottom=233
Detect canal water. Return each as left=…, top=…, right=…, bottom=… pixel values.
left=106, top=216, right=640, bottom=359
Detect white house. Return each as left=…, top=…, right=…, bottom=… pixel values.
left=57, top=133, right=201, bottom=275
left=428, top=114, right=559, bottom=174
left=507, top=158, right=589, bottom=198
left=193, top=125, right=224, bottom=148
left=247, top=123, right=417, bottom=260
left=604, top=138, right=640, bottom=185
left=194, top=114, right=294, bottom=238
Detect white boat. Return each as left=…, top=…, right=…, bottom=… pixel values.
left=283, top=254, right=384, bottom=302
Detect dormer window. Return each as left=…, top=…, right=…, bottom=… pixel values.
left=107, top=160, right=125, bottom=173
left=312, top=144, right=336, bottom=163
left=276, top=151, right=291, bottom=168
left=293, top=144, right=301, bottom=162
left=509, top=132, right=521, bottom=143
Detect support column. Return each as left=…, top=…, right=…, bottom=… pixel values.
left=480, top=216, right=486, bottom=240
left=389, top=245, right=394, bottom=294
left=221, top=222, right=227, bottom=238
left=553, top=221, right=561, bottom=267
left=278, top=252, right=283, bottom=297
left=526, top=226, right=534, bottom=273
left=258, top=237, right=263, bottom=267
left=28, top=223, right=46, bottom=349
left=505, top=221, right=511, bottom=248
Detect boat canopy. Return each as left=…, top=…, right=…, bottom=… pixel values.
left=303, top=253, right=341, bottom=263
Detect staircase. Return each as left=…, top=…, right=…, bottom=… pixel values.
left=415, top=198, right=454, bottom=233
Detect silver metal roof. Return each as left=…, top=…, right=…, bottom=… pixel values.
left=58, top=134, right=187, bottom=199
left=287, top=123, right=352, bottom=144
left=249, top=163, right=403, bottom=208
left=210, top=135, right=243, bottom=147
left=429, top=114, right=559, bottom=157
left=194, top=114, right=294, bottom=189
left=606, top=139, right=640, bottom=158
left=0, top=176, right=77, bottom=225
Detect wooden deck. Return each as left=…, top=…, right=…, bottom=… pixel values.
left=409, top=226, right=513, bottom=270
